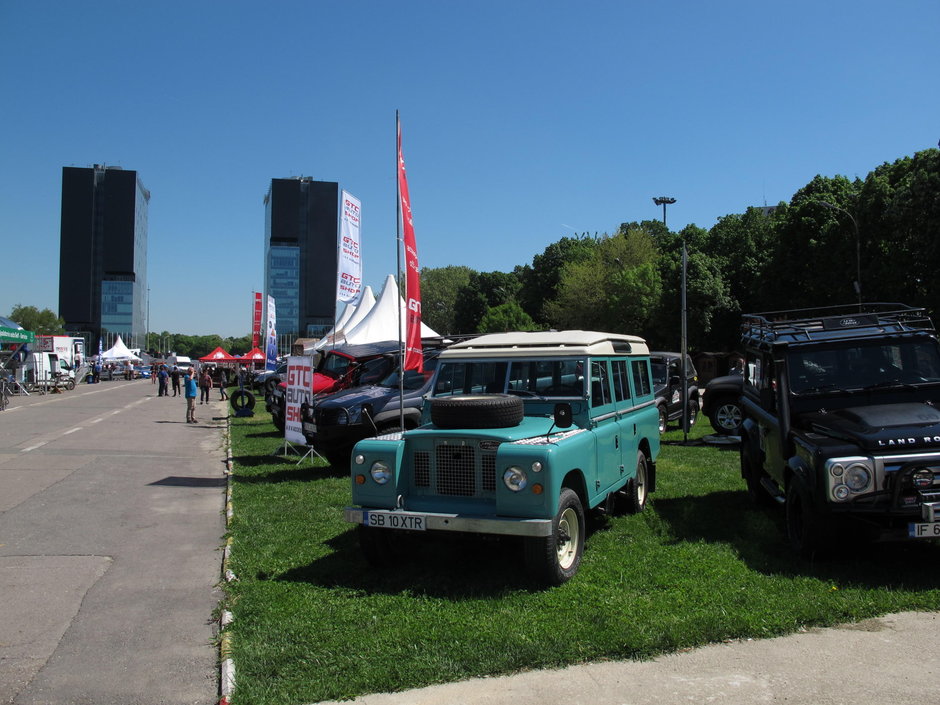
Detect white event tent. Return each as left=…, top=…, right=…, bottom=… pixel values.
left=314, top=286, right=376, bottom=351
left=343, top=274, right=438, bottom=345
left=98, top=335, right=142, bottom=362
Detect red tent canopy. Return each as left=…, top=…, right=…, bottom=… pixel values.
left=238, top=347, right=265, bottom=361
left=199, top=346, right=239, bottom=363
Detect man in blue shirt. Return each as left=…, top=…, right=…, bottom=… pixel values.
left=184, top=369, right=198, bottom=423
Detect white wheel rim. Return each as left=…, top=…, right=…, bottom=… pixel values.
left=556, top=507, right=580, bottom=570
left=636, top=461, right=647, bottom=505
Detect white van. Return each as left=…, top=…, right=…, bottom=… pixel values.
left=23, top=352, right=75, bottom=390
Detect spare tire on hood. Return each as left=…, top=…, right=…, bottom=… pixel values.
left=430, top=394, right=524, bottom=429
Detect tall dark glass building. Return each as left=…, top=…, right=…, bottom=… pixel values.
left=264, top=177, right=339, bottom=338
left=59, top=165, right=149, bottom=345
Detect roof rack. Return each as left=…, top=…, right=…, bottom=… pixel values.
left=741, top=303, right=935, bottom=348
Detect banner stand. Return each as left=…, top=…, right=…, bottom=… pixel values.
left=271, top=439, right=324, bottom=466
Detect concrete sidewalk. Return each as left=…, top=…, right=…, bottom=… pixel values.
left=318, top=611, right=939, bottom=705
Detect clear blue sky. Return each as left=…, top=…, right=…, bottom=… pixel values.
left=1, top=1, right=937, bottom=338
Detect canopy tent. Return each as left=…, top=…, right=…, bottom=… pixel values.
left=98, top=335, right=141, bottom=362
left=343, top=274, right=438, bottom=346
left=315, top=286, right=377, bottom=351
left=238, top=348, right=265, bottom=361
left=199, top=347, right=239, bottom=363
left=0, top=316, right=34, bottom=345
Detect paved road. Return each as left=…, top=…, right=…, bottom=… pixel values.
left=0, top=379, right=227, bottom=705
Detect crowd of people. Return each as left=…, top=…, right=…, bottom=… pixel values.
left=151, top=363, right=239, bottom=423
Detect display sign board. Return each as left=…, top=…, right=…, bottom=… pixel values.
left=284, top=355, right=313, bottom=445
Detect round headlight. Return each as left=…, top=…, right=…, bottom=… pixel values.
left=531, top=461, right=543, bottom=473
left=912, top=468, right=934, bottom=489
left=833, top=484, right=850, bottom=500
left=829, top=463, right=844, bottom=478
left=370, top=460, right=392, bottom=484
left=503, top=467, right=528, bottom=492
left=845, top=464, right=872, bottom=491
left=354, top=454, right=366, bottom=465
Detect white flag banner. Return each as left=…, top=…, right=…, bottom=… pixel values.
left=284, top=355, right=313, bottom=445
left=337, top=190, right=362, bottom=303
left=265, top=295, right=277, bottom=371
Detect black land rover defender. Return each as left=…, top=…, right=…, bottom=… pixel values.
left=738, top=304, right=940, bottom=556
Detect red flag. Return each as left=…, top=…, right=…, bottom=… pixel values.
left=397, top=118, right=423, bottom=372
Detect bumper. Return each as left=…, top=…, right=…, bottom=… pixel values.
left=344, top=507, right=553, bottom=537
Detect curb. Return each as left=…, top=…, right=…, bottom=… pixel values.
left=220, top=409, right=236, bottom=705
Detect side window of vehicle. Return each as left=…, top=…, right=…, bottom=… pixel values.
left=590, top=360, right=612, bottom=411
left=630, top=358, right=652, bottom=398
left=611, top=359, right=631, bottom=403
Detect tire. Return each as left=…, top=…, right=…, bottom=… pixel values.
left=65, top=379, right=76, bottom=391
left=264, top=378, right=279, bottom=395
left=786, top=479, right=826, bottom=558
left=430, top=394, right=524, bottom=429
left=742, top=447, right=773, bottom=507
left=230, top=389, right=256, bottom=411
left=324, top=449, right=351, bottom=468
left=625, top=452, right=649, bottom=514
left=657, top=405, right=667, bottom=434
left=524, top=488, right=585, bottom=586
left=272, top=413, right=285, bottom=433
left=709, top=396, right=743, bottom=435
left=686, top=399, right=699, bottom=428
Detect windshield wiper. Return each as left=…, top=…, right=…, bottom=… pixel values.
left=794, top=383, right=841, bottom=395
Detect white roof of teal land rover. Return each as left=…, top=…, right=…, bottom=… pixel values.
left=441, top=330, right=648, bottom=358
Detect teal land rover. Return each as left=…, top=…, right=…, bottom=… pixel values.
left=344, top=330, right=660, bottom=585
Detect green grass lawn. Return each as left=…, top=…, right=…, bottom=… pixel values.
left=224, top=414, right=940, bottom=705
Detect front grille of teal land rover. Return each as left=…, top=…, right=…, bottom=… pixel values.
left=412, top=440, right=498, bottom=497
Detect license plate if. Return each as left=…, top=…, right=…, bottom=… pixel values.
left=908, top=522, right=940, bottom=538
left=363, top=511, right=426, bottom=531
left=302, top=422, right=317, bottom=434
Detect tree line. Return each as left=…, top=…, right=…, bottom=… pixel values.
left=8, top=148, right=937, bottom=358
left=421, top=148, right=939, bottom=353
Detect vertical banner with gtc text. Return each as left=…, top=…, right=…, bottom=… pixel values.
left=397, top=116, right=423, bottom=372
left=265, top=295, right=277, bottom=371
left=251, top=292, right=263, bottom=349
left=284, top=355, right=313, bottom=445
left=338, top=191, right=362, bottom=303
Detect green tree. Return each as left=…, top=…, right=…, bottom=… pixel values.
left=518, top=236, right=598, bottom=326
left=545, top=229, right=661, bottom=334
left=420, top=265, right=475, bottom=334
left=453, top=270, right=524, bottom=333
left=8, top=305, right=65, bottom=334
left=478, top=301, right=538, bottom=333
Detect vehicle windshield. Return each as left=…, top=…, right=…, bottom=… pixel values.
left=318, top=352, right=354, bottom=378
left=433, top=358, right=584, bottom=397
left=787, top=338, right=940, bottom=394
left=379, top=357, right=438, bottom=390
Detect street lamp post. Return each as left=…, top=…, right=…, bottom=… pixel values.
left=652, top=196, right=690, bottom=442
left=818, top=201, right=861, bottom=307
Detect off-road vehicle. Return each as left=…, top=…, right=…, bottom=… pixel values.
left=738, top=304, right=940, bottom=555
left=344, top=330, right=660, bottom=585
left=650, top=352, right=699, bottom=433
left=702, top=373, right=744, bottom=435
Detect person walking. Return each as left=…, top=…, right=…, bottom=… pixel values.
left=171, top=366, right=181, bottom=396
left=217, top=368, right=228, bottom=400
left=157, top=365, right=169, bottom=397
left=199, top=367, right=212, bottom=404
left=184, top=369, right=198, bottom=423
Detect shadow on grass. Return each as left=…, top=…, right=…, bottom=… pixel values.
left=275, top=528, right=546, bottom=598
left=654, top=489, right=940, bottom=590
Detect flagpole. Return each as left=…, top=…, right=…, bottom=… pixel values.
left=396, top=111, right=405, bottom=430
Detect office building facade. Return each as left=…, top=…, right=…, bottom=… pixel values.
left=59, top=165, right=149, bottom=345
left=264, top=177, right=338, bottom=338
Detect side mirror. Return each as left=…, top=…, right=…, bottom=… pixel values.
left=553, top=403, right=573, bottom=429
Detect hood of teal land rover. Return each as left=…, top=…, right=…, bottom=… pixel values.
left=408, top=415, right=569, bottom=441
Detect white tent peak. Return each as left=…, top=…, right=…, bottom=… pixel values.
left=343, top=274, right=438, bottom=345
left=315, top=286, right=377, bottom=351
left=99, top=335, right=141, bottom=362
